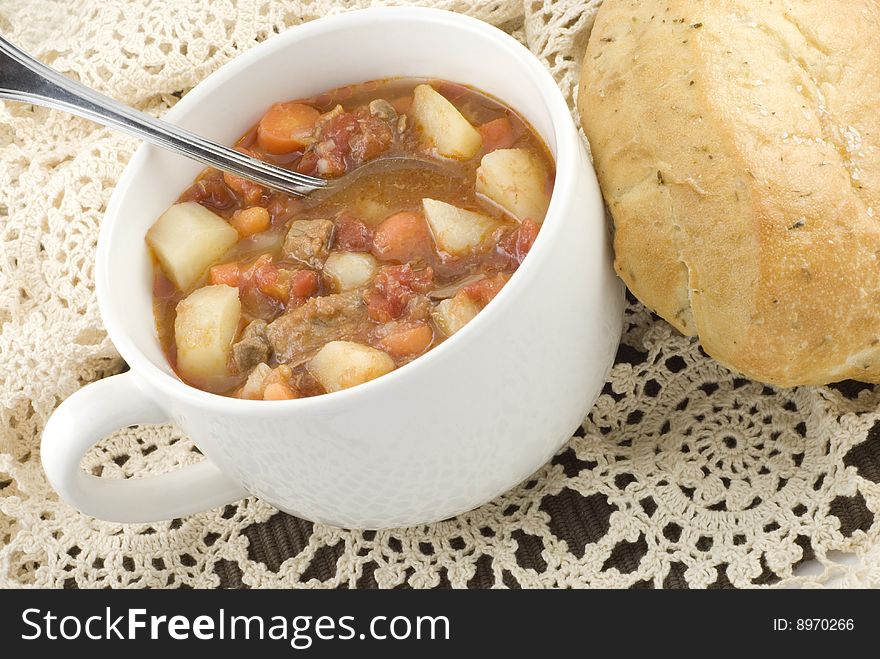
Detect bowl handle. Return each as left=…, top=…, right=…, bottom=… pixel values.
left=41, top=371, right=248, bottom=523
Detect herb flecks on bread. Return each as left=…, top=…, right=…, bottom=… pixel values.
left=579, top=0, right=880, bottom=386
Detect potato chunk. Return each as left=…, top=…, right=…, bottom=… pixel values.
left=174, top=285, right=241, bottom=386
left=409, top=84, right=482, bottom=159
left=308, top=341, right=395, bottom=393
left=422, top=198, right=500, bottom=256
left=324, top=252, right=377, bottom=292
left=433, top=291, right=480, bottom=336
left=146, top=202, right=239, bottom=290
left=475, top=148, right=551, bottom=223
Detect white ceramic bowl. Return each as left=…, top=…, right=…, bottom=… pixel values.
left=41, top=7, right=623, bottom=529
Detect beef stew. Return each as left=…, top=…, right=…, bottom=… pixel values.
left=148, top=78, right=555, bottom=399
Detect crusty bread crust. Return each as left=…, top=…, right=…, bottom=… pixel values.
left=578, top=0, right=880, bottom=386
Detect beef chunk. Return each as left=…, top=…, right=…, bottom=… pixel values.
left=283, top=219, right=335, bottom=267
left=230, top=319, right=270, bottom=374
left=265, top=290, right=369, bottom=365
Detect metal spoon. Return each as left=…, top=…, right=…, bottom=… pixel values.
left=0, top=35, right=444, bottom=198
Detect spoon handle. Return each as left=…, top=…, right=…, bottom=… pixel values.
left=0, top=35, right=327, bottom=197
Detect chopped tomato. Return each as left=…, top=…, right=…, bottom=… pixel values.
left=478, top=117, right=517, bottom=153
left=257, top=102, right=320, bottom=154
left=366, top=264, right=434, bottom=322
left=372, top=211, right=435, bottom=263
left=310, top=110, right=393, bottom=177
left=352, top=118, right=394, bottom=162
left=377, top=322, right=433, bottom=357
left=365, top=290, right=395, bottom=323
left=461, top=273, right=509, bottom=307
left=230, top=206, right=271, bottom=237
left=290, top=269, right=319, bottom=299
left=382, top=264, right=434, bottom=294
left=499, top=219, right=540, bottom=265
left=312, top=112, right=359, bottom=176
left=209, top=262, right=241, bottom=287
left=335, top=213, right=374, bottom=251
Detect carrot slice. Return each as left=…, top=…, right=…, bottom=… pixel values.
left=257, top=102, right=320, bottom=154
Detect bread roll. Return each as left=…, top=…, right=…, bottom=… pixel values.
left=578, top=0, right=880, bottom=386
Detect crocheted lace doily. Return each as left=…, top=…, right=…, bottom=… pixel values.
left=1, top=0, right=878, bottom=589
